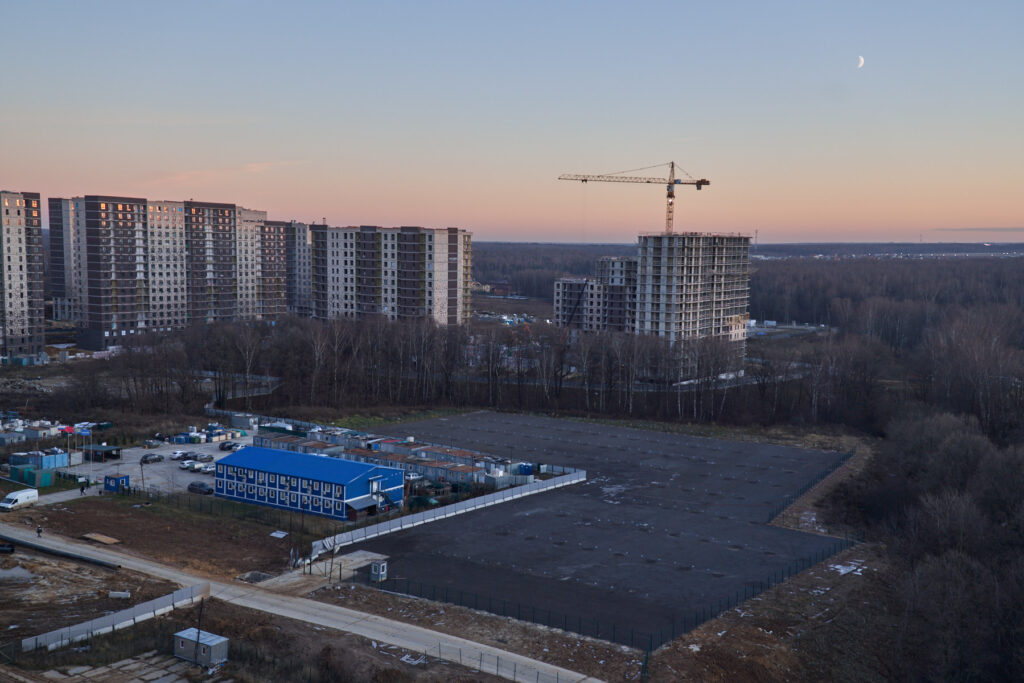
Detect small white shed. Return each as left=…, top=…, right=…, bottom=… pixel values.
left=173, top=628, right=228, bottom=666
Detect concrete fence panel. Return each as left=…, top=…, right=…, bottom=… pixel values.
left=21, top=583, right=211, bottom=653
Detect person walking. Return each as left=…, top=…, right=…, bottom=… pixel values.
left=80, top=483, right=86, bottom=496
left=36, top=525, right=42, bottom=538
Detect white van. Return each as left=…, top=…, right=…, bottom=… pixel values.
left=0, top=489, right=39, bottom=511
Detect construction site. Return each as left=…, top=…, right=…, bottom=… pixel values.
left=0, top=405, right=868, bottom=682
left=555, top=163, right=751, bottom=376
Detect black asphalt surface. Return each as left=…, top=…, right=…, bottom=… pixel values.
left=358, top=411, right=848, bottom=644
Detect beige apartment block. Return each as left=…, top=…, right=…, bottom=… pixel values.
left=312, top=225, right=471, bottom=326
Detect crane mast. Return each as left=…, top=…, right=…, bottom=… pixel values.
left=559, top=161, right=709, bottom=234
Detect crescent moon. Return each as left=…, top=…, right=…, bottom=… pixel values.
left=858, top=55, right=864, bottom=69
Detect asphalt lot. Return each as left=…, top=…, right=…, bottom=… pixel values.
left=58, top=433, right=254, bottom=494
left=358, top=411, right=848, bottom=642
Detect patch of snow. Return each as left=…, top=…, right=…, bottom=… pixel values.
left=717, top=630, right=727, bottom=637
left=829, top=559, right=866, bottom=576
left=688, top=644, right=701, bottom=653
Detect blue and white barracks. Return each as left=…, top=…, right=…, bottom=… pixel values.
left=215, top=447, right=404, bottom=521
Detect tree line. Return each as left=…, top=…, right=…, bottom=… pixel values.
left=40, top=255, right=1021, bottom=447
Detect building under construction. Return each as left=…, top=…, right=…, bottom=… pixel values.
left=555, top=162, right=751, bottom=377
left=554, top=232, right=750, bottom=374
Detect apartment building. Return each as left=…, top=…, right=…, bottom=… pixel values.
left=553, top=257, right=637, bottom=333
left=259, top=219, right=287, bottom=318
left=185, top=201, right=237, bottom=324
left=553, top=278, right=605, bottom=331
left=554, top=232, right=750, bottom=370
left=281, top=221, right=313, bottom=317
left=311, top=225, right=471, bottom=325
left=50, top=195, right=283, bottom=349
left=145, top=200, right=187, bottom=332
left=236, top=208, right=265, bottom=320
left=48, top=198, right=78, bottom=321
left=0, top=191, right=45, bottom=357
left=635, top=232, right=749, bottom=345
left=598, top=256, right=637, bottom=332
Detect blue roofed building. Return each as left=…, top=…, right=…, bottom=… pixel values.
left=214, top=447, right=404, bottom=521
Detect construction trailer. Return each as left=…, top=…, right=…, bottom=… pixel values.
left=173, top=628, right=228, bottom=666
left=214, top=447, right=404, bottom=521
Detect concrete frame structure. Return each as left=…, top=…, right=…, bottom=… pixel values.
left=554, top=232, right=750, bottom=372
left=635, top=232, right=750, bottom=345
left=0, top=191, right=45, bottom=357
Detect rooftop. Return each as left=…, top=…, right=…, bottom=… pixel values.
left=218, top=447, right=397, bottom=485
left=174, top=628, right=227, bottom=646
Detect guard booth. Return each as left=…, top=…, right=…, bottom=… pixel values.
left=103, top=475, right=129, bottom=493
left=173, top=628, right=229, bottom=666
left=370, top=559, right=388, bottom=582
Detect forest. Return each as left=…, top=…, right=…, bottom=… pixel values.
left=39, top=250, right=1024, bottom=680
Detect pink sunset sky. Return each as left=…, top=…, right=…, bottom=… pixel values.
left=2, top=1, right=1021, bottom=244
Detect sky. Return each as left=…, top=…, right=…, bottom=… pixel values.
left=1, top=1, right=1022, bottom=243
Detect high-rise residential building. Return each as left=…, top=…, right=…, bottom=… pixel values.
left=236, top=208, right=265, bottom=320
left=75, top=195, right=150, bottom=349
left=0, top=191, right=45, bottom=357
left=311, top=225, right=471, bottom=325
left=185, top=201, right=237, bottom=324
left=635, top=232, right=749, bottom=344
left=259, top=219, right=287, bottom=319
left=49, top=195, right=281, bottom=349
left=282, top=220, right=313, bottom=317
left=597, top=256, right=637, bottom=332
left=48, top=197, right=79, bottom=321
left=145, top=199, right=187, bottom=332
left=553, top=256, right=637, bottom=333
left=555, top=232, right=750, bottom=371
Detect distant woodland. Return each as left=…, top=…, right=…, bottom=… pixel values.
left=30, top=247, right=1024, bottom=680
left=472, top=242, right=632, bottom=299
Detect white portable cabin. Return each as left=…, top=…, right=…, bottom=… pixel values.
left=173, top=628, right=228, bottom=666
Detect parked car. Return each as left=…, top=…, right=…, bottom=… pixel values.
left=219, top=441, right=237, bottom=451
left=195, top=453, right=214, bottom=463
left=188, top=461, right=206, bottom=472
left=187, top=481, right=214, bottom=495
left=199, top=463, right=216, bottom=475
left=0, top=489, right=39, bottom=511
left=140, top=453, right=164, bottom=464
left=170, top=451, right=188, bottom=460
left=178, top=459, right=196, bottom=470
left=230, top=443, right=244, bottom=451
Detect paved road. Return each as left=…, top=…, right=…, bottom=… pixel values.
left=0, top=522, right=599, bottom=683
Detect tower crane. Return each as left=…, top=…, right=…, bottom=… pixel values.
left=559, top=162, right=709, bottom=234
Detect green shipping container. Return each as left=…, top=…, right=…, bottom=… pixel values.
left=11, top=464, right=34, bottom=484
left=32, top=470, right=53, bottom=488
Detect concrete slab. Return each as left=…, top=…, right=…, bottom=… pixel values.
left=355, top=411, right=850, bottom=644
